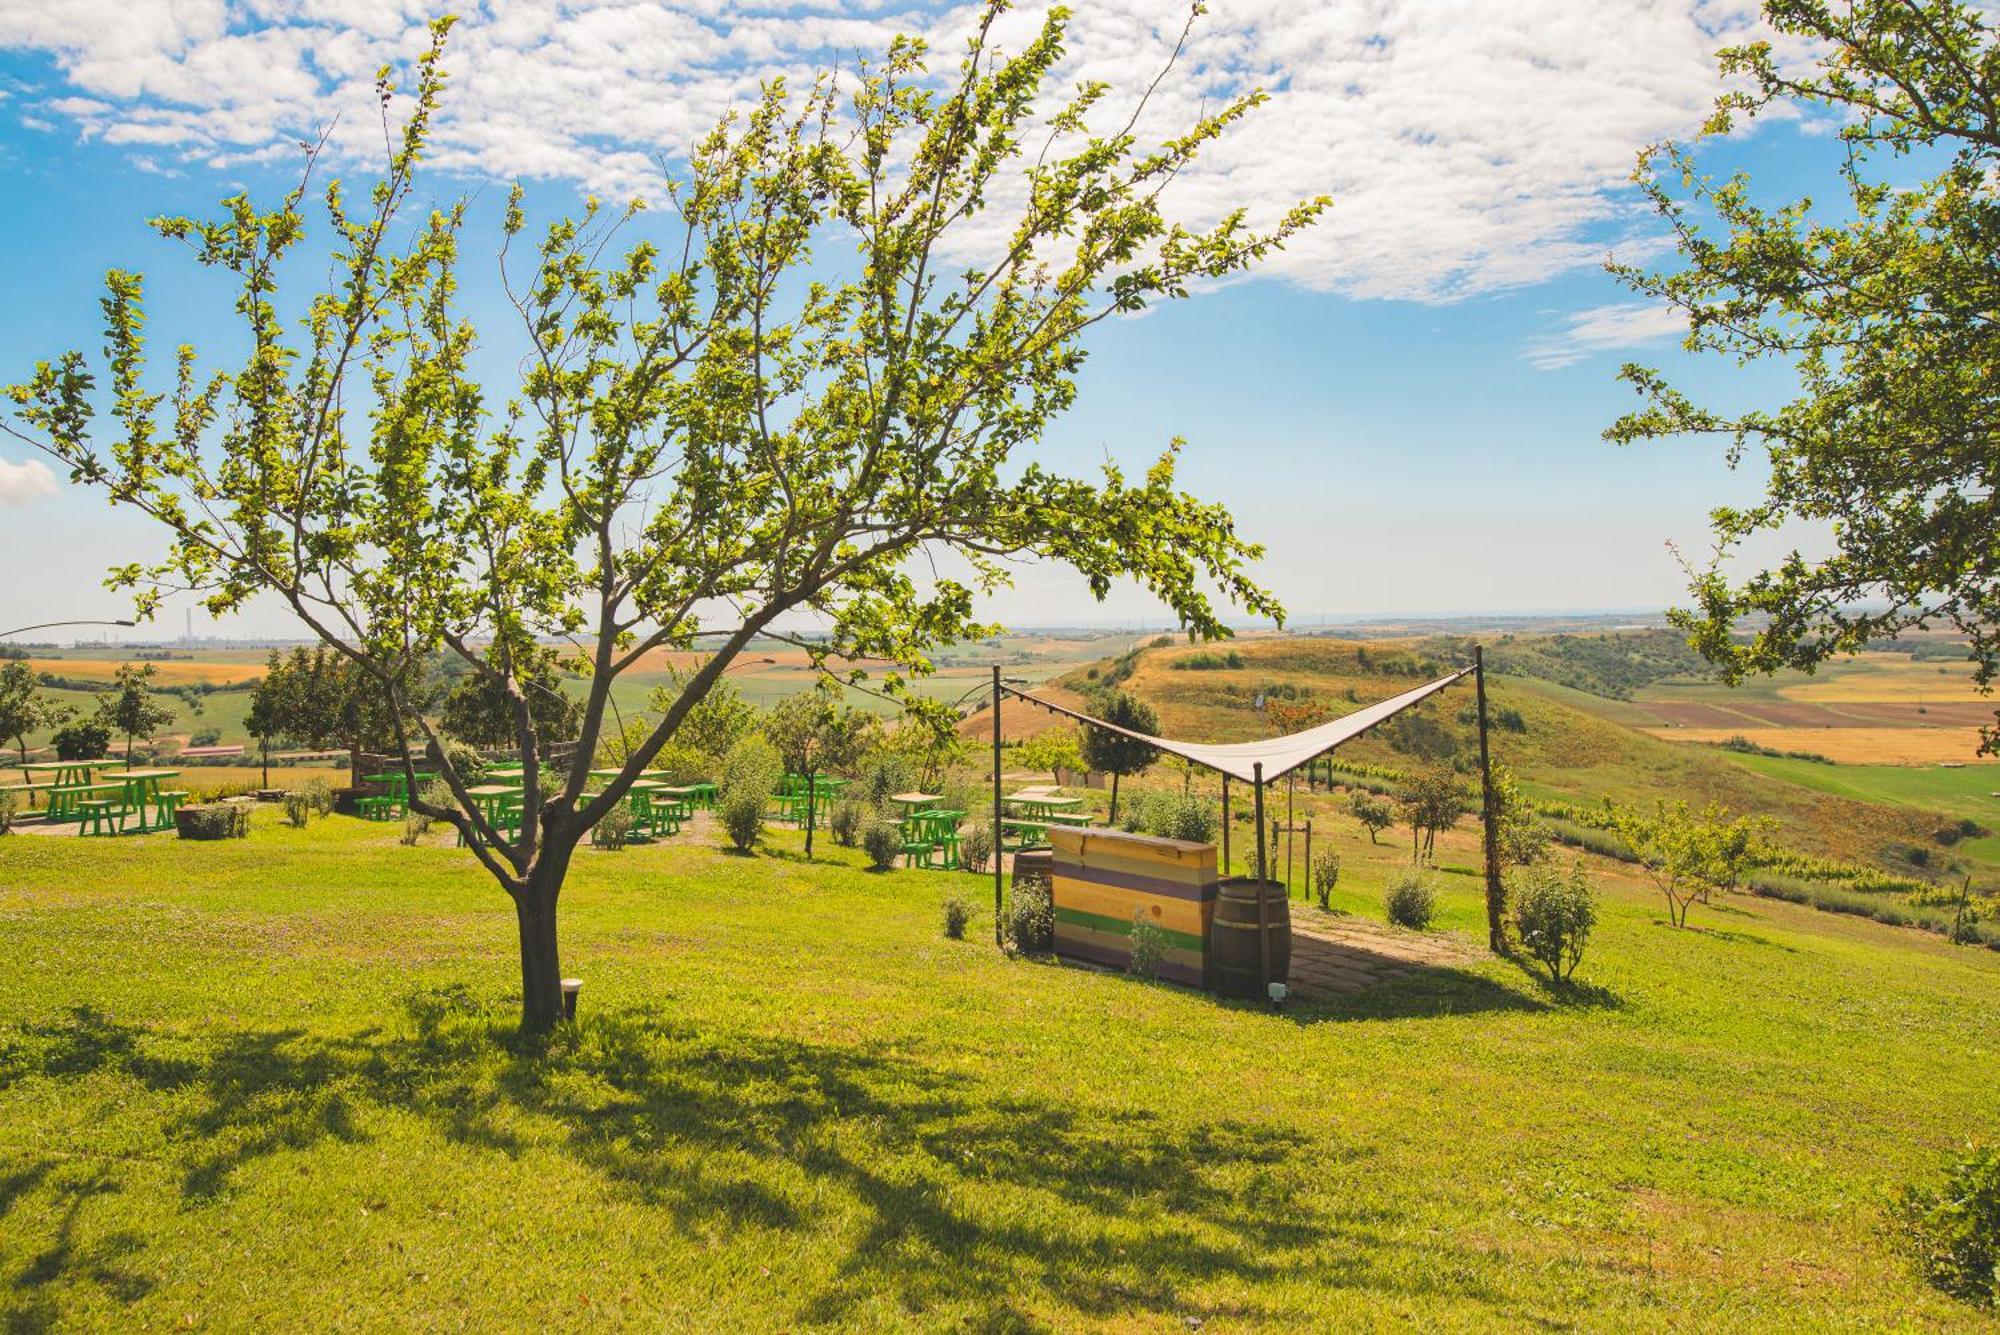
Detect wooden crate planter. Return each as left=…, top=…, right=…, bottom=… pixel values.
left=175, top=801, right=251, bottom=840
left=1048, top=826, right=1218, bottom=988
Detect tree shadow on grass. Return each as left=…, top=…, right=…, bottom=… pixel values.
left=0, top=1002, right=1510, bottom=1328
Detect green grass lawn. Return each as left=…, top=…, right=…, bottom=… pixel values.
left=3, top=817, right=1999, bottom=1329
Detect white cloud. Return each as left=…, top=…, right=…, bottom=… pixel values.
left=0, top=0, right=1770, bottom=302
left=1526, top=301, right=1688, bottom=370
left=0, top=457, right=57, bottom=505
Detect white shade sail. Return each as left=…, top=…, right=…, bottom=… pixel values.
left=1005, top=666, right=1475, bottom=785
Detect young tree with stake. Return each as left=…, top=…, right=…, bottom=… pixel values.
left=3, top=11, right=1318, bottom=1030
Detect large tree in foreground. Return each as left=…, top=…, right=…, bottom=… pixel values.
left=1611, top=0, right=2000, bottom=750
left=3, top=9, right=1318, bottom=1028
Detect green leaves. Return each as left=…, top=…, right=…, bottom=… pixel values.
left=1612, top=0, right=2000, bottom=751
left=1, top=1, right=1315, bottom=893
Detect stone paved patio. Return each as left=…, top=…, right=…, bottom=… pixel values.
left=1285, top=912, right=1482, bottom=1001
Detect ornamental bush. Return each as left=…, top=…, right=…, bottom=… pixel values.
left=1007, top=875, right=1054, bottom=954
left=862, top=818, right=903, bottom=871
left=1513, top=861, right=1597, bottom=983
left=1385, top=867, right=1437, bottom=931
left=718, top=789, right=765, bottom=854
left=829, top=798, right=866, bottom=848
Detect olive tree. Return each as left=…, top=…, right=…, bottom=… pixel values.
left=3, top=10, right=1315, bottom=1029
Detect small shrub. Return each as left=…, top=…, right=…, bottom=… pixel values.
left=1146, top=791, right=1217, bottom=844
left=593, top=802, right=635, bottom=851
left=856, top=755, right=911, bottom=807
left=862, top=818, right=902, bottom=871
left=720, top=734, right=782, bottom=800
left=1128, top=910, right=1168, bottom=980
left=1312, top=848, right=1341, bottom=911
left=941, top=894, right=973, bottom=940
left=959, top=821, right=994, bottom=874
left=399, top=811, right=430, bottom=846
left=718, top=789, right=765, bottom=853
left=1007, top=875, right=1054, bottom=953
left=1385, top=867, right=1437, bottom=930
left=829, top=798, right=866, bottom=848
left=1116, top=790, right=1150, bottom=834
left=1892, top=1144, right=2000, bottom=1307
left=1513, top=861, right=1597, bottom=982
left=0, top=788, right=17, bottom=836
left=282, top=789, right=315, bottom=829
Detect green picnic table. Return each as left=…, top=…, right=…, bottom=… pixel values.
left=18, top=760, right=116, bottom=814
left=360, top=770, right=439, bottom=819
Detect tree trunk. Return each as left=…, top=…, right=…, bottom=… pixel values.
left=515, top=840, right=574, bottom=1031
left=349, top=741, right=364, bottom=789
left=803, top=766, right=816, bottom=861
left=1109, top=771, right=1121, bottom=822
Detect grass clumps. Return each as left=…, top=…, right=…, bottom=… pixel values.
left=1384, top=867, right=1437, bottom=931
left=282, top=777, right=333, bottom=829
left=941, top=894, right=973, bottom=940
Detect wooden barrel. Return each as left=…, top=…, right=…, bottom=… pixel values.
left=1209, top=878, right=1291, bottom=998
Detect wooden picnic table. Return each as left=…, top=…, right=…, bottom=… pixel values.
left=1006, top=792, right=1084, bottom=811
left=463, top=783, right=523, bottom=825
left=21, top=759, right=114, bottom=790
left=48, top=780, right=128, bottom=824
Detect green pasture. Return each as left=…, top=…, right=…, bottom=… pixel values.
left=1718, top=751, right=2000, bottom=868
left=1, top=816, right=1997, bottom=1329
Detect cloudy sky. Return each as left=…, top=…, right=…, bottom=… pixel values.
left=0, top=0, right=1832, bottom=639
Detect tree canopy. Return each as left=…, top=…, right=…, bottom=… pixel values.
left=0, top=9, right=1316, bottom=1026
left=1079, top=690, right=1160, bottom=821
left=97, top=663, right=176, bottom=764
left=1611, top=0, right=2000, bottom=750
left=0, top=660, right=72, bottom=764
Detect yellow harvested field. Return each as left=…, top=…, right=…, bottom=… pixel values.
left=1776, top=655, right=1989, bottom=704
left=1644, top=725, right=1990, bottom=766
left=26, top=657, right=267, bottom=686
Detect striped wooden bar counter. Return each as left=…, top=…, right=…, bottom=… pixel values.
left=1047, top=826, right=1219, bottom=989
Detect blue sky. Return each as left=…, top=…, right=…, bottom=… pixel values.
left=0, top=2, right=1836, bottom=640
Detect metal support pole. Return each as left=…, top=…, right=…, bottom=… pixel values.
left=1253, top=762, right=1271, bottom=996
left=1286, top=773, right=1296, bottom=897
left=992, top=665, right=1004, bottom=947
left=1221, top=773, right=1231, bottom=875
left=1304, top=819, right=1312, bottom=906
left=1475, top=645, right=1506, bottom=954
